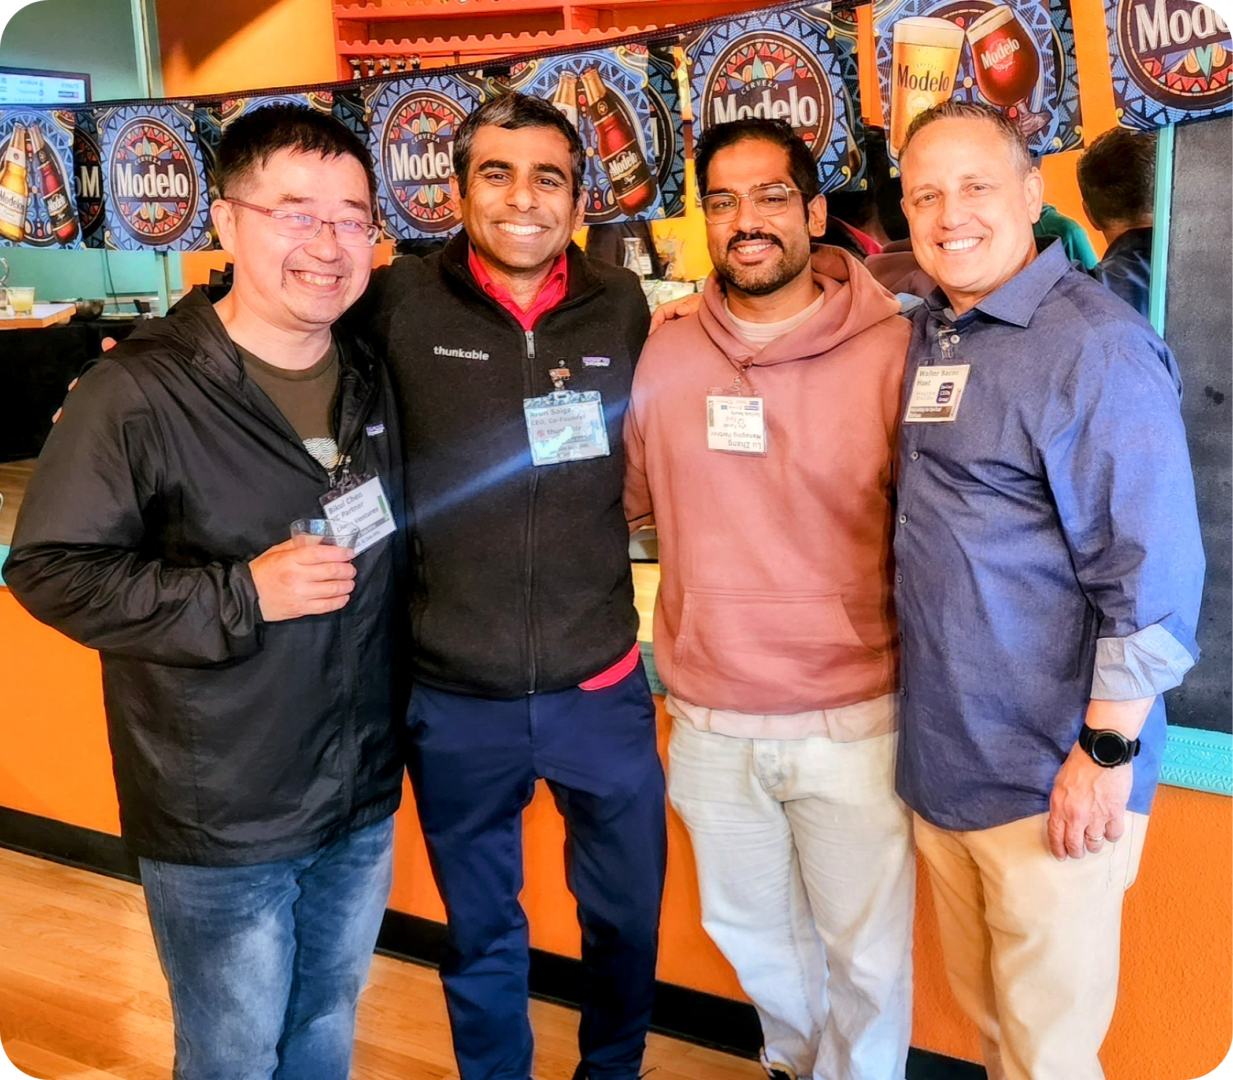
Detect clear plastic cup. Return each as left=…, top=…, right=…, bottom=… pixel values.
left=8, top=287, right=35, bottom=315
left=290, top=518, right=361, bottom=549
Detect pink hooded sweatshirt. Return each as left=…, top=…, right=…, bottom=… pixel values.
left=624, top=246, right=910, bottom=723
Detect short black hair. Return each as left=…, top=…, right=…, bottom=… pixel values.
left=901, top=100, right=1031, bottom=177
left=215, top=104, right=377, bottom=213
left=1077, top=127, right=1156, bottom=230
left=452, top=93, right=586, bottom=199
left=694, top=119, right=821, bottom=205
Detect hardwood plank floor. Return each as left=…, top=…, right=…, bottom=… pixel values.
left=0, top=848, right=762, bottom=1080
left=0, top=459, right=35, bottom=548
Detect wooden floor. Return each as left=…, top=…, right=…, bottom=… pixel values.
left=0, top=459, right=35, bottom=547
left=0, top=847, right=762, bottom=1080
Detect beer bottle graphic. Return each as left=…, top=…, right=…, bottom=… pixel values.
left=551, top=71, right=579, bottom=130
left=28, top=125, right=79, bottom=244
left=0, top=124, right=30, bottom=243
left=579, top=67, right=657, bottom=216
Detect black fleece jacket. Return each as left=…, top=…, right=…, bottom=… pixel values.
left=360, top=233, right=651, bottom=697
left=4, top=290, right=405, bottom=865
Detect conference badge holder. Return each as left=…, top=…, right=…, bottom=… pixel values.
left=320, top=457, right=397, bottom=554
left=706, top=369, right=766, bottom=456
left=904, top=329, right=971, bottom=424
left=524, top=363, right=611, bottom=467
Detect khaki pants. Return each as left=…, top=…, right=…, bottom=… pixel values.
left=914, top=811, right=1148, bottom=1080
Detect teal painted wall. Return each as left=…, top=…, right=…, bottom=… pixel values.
left=0, top=0, right=177, bottom=303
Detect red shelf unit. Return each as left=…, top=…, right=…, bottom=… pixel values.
left=334, top=0, right=774, bottom=77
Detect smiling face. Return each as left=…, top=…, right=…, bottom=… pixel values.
left=452, top=123, right=585, bottom=277
left=704, top=138, right=826, bottom=300
left=211, top=148, right=374, bottom=333
left=900, top=116, right=1044, bottom=315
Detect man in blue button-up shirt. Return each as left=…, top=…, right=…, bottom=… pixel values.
left=894, top=101, right=1204, bottom=1080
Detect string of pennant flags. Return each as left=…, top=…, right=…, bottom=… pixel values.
left=0, top=0, right=1227, bottom=252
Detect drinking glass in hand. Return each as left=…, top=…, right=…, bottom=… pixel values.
left=290, top=518, right=361, bottom=550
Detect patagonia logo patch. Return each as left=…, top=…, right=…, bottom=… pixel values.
left=582, top=356, right=611, bottom=367
left=366, top=423, right=386, bottom=437
left=434, top=345, right=490, bottom=361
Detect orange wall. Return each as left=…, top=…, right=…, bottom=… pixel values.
left=1, top=589, right=1229, bottom=1075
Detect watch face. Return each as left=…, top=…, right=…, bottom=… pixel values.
left=1093, top=731, right=1128, bottom=766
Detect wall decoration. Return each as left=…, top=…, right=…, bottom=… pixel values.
left=0, top=108, right=82, bottom=249
left=647, top=42, right=688, bottom=219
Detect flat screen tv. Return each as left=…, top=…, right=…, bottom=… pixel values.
left=0, top=66, right=91, bottom=106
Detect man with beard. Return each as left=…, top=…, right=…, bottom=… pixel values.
left=624, top=119, right=915, bottom=1080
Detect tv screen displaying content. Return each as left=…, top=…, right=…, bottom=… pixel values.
left=0, top=66, right=91, bottom=105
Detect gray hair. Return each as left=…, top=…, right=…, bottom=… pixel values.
left=900, top=100, right=1032, bottom=177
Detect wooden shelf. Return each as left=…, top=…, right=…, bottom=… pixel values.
left=332, top=0, right=771, bottom=79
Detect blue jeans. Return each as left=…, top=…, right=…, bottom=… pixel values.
left=406, top=665, right=667, bottom=1080
left=140, top=816, right=395, bottom=1080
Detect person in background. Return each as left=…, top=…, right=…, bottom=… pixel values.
left=585, top=220, right=665, bottom=277
left=626, top=117, right=915, bottom=1080
left=1033, top=201, right=1098, bottom=270
left=356, top=92, right=664, bottom=1080
left=1078, top=127, right=1157, bottom=318
left=4, top=106, right=404, bottom=1080
left=895, top=100, right=1204, bottom=1080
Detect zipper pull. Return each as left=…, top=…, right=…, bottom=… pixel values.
left=525, top=330, right=536, bottom=359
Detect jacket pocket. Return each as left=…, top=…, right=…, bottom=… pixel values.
left=669, top=588, right=888, bottom=714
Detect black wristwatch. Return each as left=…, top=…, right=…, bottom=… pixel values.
left=1079, top=724, right=1142, bottom=768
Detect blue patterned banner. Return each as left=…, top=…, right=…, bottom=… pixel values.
left=0, top=108, right=82, bottom=249
left=874, top=0, right=1063, bottom=164
left=1049, top=0, right=1085, bottom=150
left=365, top=72, right=484, bottom=241
left=1105, top=0, right=1230, bottom=130
left=647, top=43, right=688, bottom=219
left=509, top=45, right=665, bottom=224
left=97, top=102, right=212, bottom=251
left=686, top=5, right=858, bottom=194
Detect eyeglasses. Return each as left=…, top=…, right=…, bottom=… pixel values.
left=226, top=199, right=381, bottom=247
left=698, top=183, right=803, bottom=224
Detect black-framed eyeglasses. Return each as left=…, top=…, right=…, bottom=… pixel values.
left=698, top=183, right=803, bottom=224
left=226, top=199, right=381, bottom=247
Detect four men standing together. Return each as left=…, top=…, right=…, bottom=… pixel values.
left=5, top=87, right=1205, bottom=1080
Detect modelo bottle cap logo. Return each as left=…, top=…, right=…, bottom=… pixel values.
left=381, top=89, right=466, bottom=234
left=109, top=116, right=200, bottom=245
left=701, top=31, right=833, bottom=155
left=1117, top=0, right=1231, bottom=109
left=73, top=124, right=104, bottom=236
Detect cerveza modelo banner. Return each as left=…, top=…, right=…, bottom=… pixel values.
left=684, top=4, right=862, bottom=194
left=0, top=108, right=83, bottom=250
left=873, top=0, right=1072, bottom=165
left=1105, top=0, right=1230, bottom=130
left=95, top=102, right=212, bottom=251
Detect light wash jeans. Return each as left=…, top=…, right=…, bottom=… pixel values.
left=140, top=816, right=395, bottom=1080
left=668, top=719, right=915, bottom=1080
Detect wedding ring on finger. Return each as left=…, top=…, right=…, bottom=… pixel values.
left=1085, top=832, right=1106, bottom=846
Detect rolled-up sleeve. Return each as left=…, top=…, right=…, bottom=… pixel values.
left=1043, top=334, right=1205, bottom=701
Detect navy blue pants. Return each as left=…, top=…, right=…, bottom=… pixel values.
left=406, top=663, right=667, bottom=1080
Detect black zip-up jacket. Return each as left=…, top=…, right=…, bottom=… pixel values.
left=362, top=234, right=651, bottom=696
left=3, top=289, right=404, bottom=866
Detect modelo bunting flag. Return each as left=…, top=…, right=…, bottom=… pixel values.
left=72, top=108, right=105, bottom=248
left=803, top=3, right=871, bottom=191
left=366, top=72, right=484, bottom=241
left=685, top=4, right=859, bottom=194
left=508, top=45, right=665, bottom=224
left=0, top=108, right=82, bottom=250
left=1048, top=0, right=1085, bottom=150
left=874, top=0, right=1063, bottom=164
left=97, top=102, right=212, bottom=251
left=647, top=43, right=688, bottom=219
left=1105, top=0, right=1230, bottom=129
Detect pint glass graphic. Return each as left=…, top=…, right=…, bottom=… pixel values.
left=967, top=5, right=1048, bottom=136
left=890, top=17, right=966, bottom=155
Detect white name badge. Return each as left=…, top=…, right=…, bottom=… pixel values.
left=321, top=475, right=397, bottom=554
left=707, top=394, right=766, bottom=455
left=524, top=390, right=610, bottom=467
left=904, top=364, right=971, bottom=423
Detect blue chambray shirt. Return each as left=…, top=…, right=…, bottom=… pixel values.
left=894, top=239, right=1205, bottom=832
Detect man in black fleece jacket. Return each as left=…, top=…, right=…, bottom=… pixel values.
left=361, top=94, right=665, bottom=1080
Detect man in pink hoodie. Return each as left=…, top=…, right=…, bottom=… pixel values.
left=624, top=120, right=914, bottom=1080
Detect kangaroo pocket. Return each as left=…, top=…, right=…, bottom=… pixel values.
left=669, top=588, right=889, bottom=714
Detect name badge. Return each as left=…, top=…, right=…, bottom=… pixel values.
left=707, top=394, right=766, bottom=455
left=320, top=475, right=396, bottom=554
left=524, top=390, right=610, bottom=466
left=904, top=364, right=971, bottom=423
